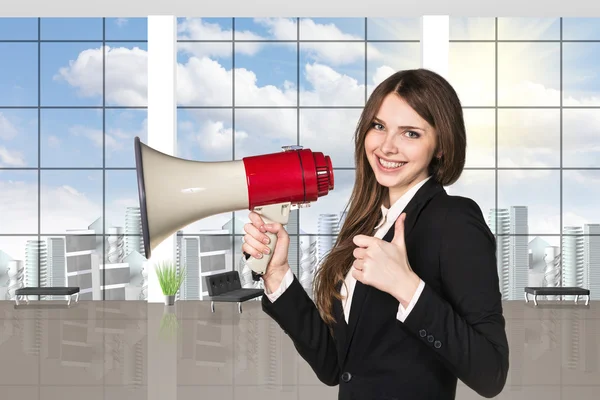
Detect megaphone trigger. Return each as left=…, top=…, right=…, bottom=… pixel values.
left=245, top=202, right=292, bottom=275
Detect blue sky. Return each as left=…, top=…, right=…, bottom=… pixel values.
left=1, top=17, right=600, bottom=262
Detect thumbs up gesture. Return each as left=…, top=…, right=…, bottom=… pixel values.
left=351, top=213, right=421, bottom=307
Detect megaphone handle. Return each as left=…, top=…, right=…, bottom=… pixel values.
left=245, top=216, right=278, bottom=275
left=245, top=202, right=291, bottom=276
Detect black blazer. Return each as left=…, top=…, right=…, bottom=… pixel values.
left=261, top=178, right=510, bottom=400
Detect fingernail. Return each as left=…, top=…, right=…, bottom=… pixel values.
left=263, top=238, right=269, bottom=244
left=260, top=225, right=266, bottom=232
left=263, top=247, right=270, bottom=254
left=256, top=252, right=263, bottom=258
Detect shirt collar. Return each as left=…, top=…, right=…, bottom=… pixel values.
left=374, top=176, right=432, bottom=230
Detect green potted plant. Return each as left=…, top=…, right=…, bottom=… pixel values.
left=155, top=260, right=186, bottom=306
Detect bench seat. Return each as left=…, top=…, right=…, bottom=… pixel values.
left=14, top=286, right=80, bottom=306
left=524, top=286, right=590, bottom=306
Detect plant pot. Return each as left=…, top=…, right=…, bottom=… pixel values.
left=164, top=295, right=175, bottom=306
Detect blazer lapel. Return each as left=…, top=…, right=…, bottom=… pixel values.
left=340, top=178, right=445, bottom=365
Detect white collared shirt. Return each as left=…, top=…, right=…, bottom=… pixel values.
left=265, top=176, right=430, bottom=324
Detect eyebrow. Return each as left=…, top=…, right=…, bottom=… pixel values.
left=373, top=117, right=425, bottom=132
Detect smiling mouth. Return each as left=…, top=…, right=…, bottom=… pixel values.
left=377, top=157, right=407, bottom=171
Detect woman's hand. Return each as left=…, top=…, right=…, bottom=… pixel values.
left=351, top=213, right=421, bottom=307
left=242, top=211, right=291, bottom=291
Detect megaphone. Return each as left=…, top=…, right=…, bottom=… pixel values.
left=133, top=136, right=334, bottom=275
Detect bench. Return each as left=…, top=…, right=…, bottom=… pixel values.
left=14, top=287, right=80, bottom=306
left=525, top=287, right=590, bottom=306
left=204, top=271, right=264, bottom=313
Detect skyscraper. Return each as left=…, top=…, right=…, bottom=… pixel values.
left=488, top=209, right=510, bottom=300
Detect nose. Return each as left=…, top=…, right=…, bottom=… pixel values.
left=380, top=132, right=397, bottom=155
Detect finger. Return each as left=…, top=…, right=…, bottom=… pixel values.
left=352, top=234, right=374, bottom=248
left=244, top=222, right=271, bottom=246
left=353, top=247, right=367, bottom=259
left=242, top=242, right=263, bottom=259
left=352, top=267, right=363, bottom=282
left=248, top=211, right=267, bottom=232
left=392, top=213, right=406, bottom=248
left=243, top=233, right=271, bottom=257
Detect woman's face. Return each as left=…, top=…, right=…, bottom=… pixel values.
left=364, top=92, right=439, bottom=205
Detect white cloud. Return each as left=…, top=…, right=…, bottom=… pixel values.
left=0, top=146, right=25, bottom=167
left=0, top=113, right=27, bottom=167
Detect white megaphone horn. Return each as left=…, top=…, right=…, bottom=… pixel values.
left=133, top=137, right=335, bottom=275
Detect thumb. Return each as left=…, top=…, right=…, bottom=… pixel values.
left=391, top=213, right=406, bottom=248
left=265, top=223, right=288, bottom=244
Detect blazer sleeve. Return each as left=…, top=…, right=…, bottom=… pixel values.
left=261, top=273, right=341, bottom=386
left=400, top=196, right=510, bottom=399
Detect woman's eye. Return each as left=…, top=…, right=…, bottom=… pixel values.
left=405, top=131, right=420, bottom=138
left=372, top=123, right=384, bottom=130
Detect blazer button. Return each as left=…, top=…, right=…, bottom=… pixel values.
left=427, top=335, right=434, bottom=343
left=419, top=329, right=426, bottom=337
left=434, top=340, right=442, bottom=348
left=341, top=372, right=352, bottom=382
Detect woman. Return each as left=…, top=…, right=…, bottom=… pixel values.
left=242, top=68, right=509, bottom=400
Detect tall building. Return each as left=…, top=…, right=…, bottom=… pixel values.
left=125, top=207, right=144, bottom=257
left=317, top=214, right=338, bottom=272
left=510, top=206, right=529, bottom=300
left=46, top=237, right=66, bottom=300
left=583, top=224, right=600, bottom=300
left=25, top=240, right=47, bottom=291
left=181, top=237, right=200, bottom=300
left=562, top=226, right=585, bottom=301
left=488, top=209, right=510, bottom=300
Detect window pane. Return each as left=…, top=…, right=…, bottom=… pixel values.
left=1, top=237, right=39, bottom=299
left=234, top=42, right=297, bottom=107
left=105, top=18, right=148, bottom=41
left=497, top=18, right=560, bottom=41
left=105, top=109, right=148, bottom=168
left=498, top=170, right=560, bottom=235
left=0, top=17, right=38, bottom=40
left=177, top=108, right=233, bottom=162
left=177, top=42, right=232, bottom=107
left=449, top=42, right=495, bottom=107
left=0, top=43, right=38, bottom=107
left=0, top=171, right=38, bottom=234
left=299, top=42, right=365, bottom=106
left=41, top=42, right=103, bottom=107
left=463, top=109, right=495, bottom=168
left=105, top=42, right=148, bottom=107
left=563, top=170, right=600, bottom=230
left=40, top=109, right=103, bottom=168
left=498, top=43, right=560, bottom=107
left=563, top=43, right=600, bottom=107
left=0, top=109, right=38, bottom=167
left=367, top=18, right=421, bottom=41
left=563, top=17, right=600, bottom=40
left=449, top=17, right=495, bottom=41
left=300, top=18, right=365, bottom=41
left=498, top=109, right=560, bottom=168
left=563, top=109, right=600, bottom=168
left=40, top=170, right=103, bottom=235
left=177, top=17, right=233, bottom=41
left=235, top=18, right=297, bottom=40
left=40, top=17, right=102, bottom=41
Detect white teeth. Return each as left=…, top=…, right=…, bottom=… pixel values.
left=379, top=157, right=405, bottom=169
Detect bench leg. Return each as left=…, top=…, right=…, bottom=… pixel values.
left=238, top=302, right=242, bottom=314
left=524, top=292, right=529, bottom=303
left=75, top=293, right=79, bottom=303
left=575, top=295, right=579, bottom=304
left=586, top=295, right=590, bottom=306
left=533, top=295, right=538, bottom=306
left=211, top=301, right=215, bottom=313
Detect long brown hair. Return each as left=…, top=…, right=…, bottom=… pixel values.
left=312, top=68, right=467, bottom=334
